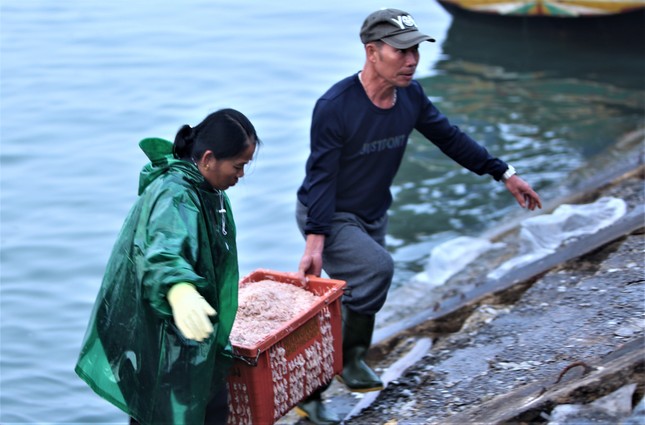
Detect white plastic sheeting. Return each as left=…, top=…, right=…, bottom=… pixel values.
left=488, top=196, right=627, bottom=280
left=414, top=236, right=505, bottom=287
left=415, top=197, right=627, bottom=287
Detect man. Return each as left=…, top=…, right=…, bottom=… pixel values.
left=294, top=8, right=541, bottom=424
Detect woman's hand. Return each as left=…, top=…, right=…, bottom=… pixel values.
left=167, top=283, right=217, bottom=342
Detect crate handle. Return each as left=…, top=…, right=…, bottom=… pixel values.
left=232, top=349, right=262, bottom=367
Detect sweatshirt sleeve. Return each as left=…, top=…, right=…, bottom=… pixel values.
left=414, top=88, right=508, bottom=180
left=300, top=99, right=345, bottom=235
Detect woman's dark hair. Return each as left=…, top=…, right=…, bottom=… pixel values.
left=173, top=108, right=259, bottom=161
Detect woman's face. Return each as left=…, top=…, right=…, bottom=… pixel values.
left=199, top=141, right=256, bottom=190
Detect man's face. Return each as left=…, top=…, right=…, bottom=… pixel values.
left=370, top=42, right=420, bottom=87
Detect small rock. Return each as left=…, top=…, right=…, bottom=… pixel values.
left=614, top=326, right=636, bottom=337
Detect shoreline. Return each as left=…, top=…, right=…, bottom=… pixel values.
left=346, top=165, right=644, bottom=424
left=372, top=128, right=644, bottom=344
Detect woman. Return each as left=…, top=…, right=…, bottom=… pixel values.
left=75, top=108, right=260, bottom=425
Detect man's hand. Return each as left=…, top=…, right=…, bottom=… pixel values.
left=297, top=234, right=325, bottom=280
left=167, top=282, right=217, bottom=342
left=505, top=175, right=542, bottom=211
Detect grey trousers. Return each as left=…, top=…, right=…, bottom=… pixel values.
left=296, top=201, right=394, bottom=315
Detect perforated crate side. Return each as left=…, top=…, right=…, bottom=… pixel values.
left=227, top=302, right=342, bottom=425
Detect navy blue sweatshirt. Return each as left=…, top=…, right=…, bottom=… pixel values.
left=297, top=73, right=508, bottom=235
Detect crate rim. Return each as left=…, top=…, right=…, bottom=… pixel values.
left=231, top=269, right=346, bottom=359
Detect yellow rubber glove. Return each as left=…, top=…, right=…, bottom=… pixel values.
left=167, top=283, right=217, bottom=342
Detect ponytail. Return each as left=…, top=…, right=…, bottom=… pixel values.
left=173, top=124, right=195, bottom=160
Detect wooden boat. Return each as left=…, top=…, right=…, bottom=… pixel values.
left=435, top=0, right=645, bottom=39
left=435, top=0, right=645, bottom=17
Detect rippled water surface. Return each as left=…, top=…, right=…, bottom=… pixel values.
left=1, top=1, right=643, bottom=423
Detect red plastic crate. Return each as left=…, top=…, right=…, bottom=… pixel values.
left=226, top=269, right=346, bottom=425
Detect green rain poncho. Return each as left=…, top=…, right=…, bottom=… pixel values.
left=75, top=138, right=239, bottom=424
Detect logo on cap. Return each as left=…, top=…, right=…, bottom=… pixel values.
left=392, top=15, right=417, bottom=29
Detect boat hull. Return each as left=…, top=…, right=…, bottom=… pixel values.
left=436, top=0, right=645, bottom=17
left=436, top=0, right=645, bottom=39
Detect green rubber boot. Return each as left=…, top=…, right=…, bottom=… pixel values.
left=337, top=305, right=384, bottom=392
left=294, top=390, right=340, bottom=425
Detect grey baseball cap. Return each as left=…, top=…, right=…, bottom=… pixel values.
left=360, top=8, right=435, bottom=49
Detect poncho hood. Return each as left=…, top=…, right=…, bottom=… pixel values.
left=137, top=137, right=203, bottom=195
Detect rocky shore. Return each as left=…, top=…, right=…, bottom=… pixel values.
left=280, top=136, right=644, bottom=424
